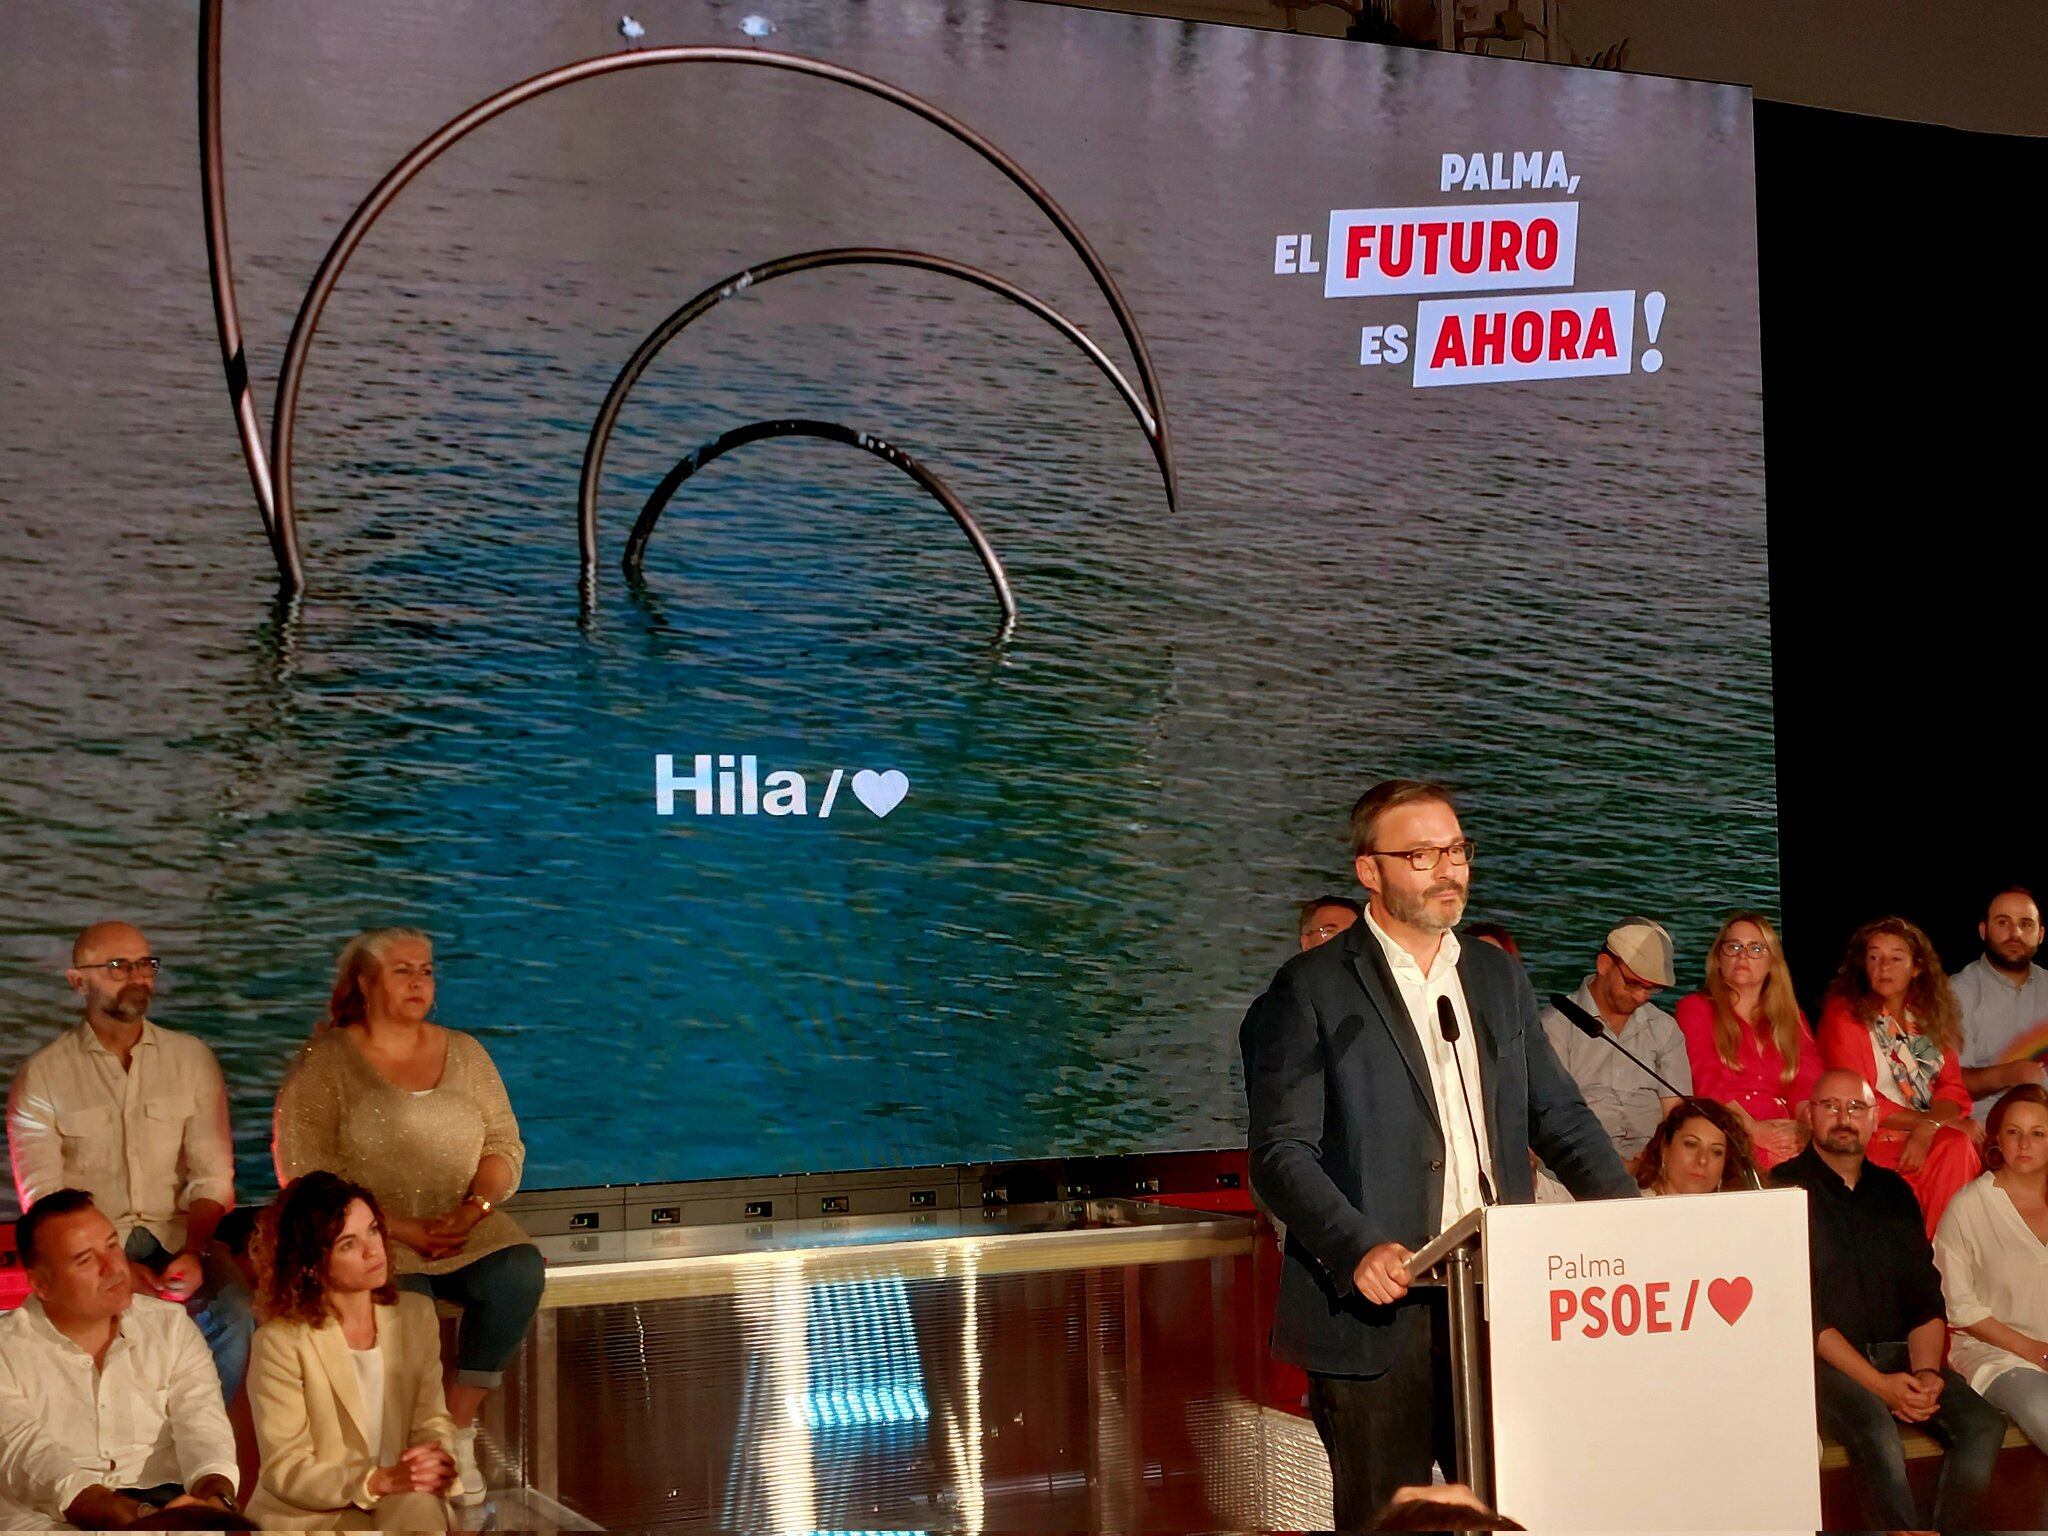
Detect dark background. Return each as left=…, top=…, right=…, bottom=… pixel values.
left=1759, top=101, right=2045, bottom=1004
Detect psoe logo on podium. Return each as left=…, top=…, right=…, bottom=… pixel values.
left=1546, top=1257, right=1755, bottom=1339
left=1486, top=1187, right=1821, bottom=1532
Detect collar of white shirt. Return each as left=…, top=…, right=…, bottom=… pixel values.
left=74, top=1016, right=160, bottom=1058
left=1362, top=903, right=1461, bottom=983
left=18, top=1295, right=130, bottom=1360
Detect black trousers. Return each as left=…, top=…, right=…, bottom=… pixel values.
left=1307, top=1296, right=1460, bottom=1530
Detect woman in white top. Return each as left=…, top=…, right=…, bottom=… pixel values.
left=1935, top=1084, right=2048, bottom=1449
left=246, top=1172, right=458, bottom=1530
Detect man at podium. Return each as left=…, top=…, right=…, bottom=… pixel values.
left=1246, top=779, right=1638, bottom=1524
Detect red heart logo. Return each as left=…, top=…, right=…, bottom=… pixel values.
left=1708, top=1276, right=1753, bottom=1326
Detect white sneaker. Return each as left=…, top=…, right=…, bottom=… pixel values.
left=451, top=1423, right=488, bottom=1506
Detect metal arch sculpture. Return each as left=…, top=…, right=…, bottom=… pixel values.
left=623, top=418, right=1018, bottom=637
left=580, top=246, right=1174, bottom=584
left=198, top=0, right=278, bottom=564
left=197, top=0, right=1174, bottom=600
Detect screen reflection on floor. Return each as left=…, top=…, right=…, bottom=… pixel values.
left=483, top=1200, right=1332, bottom=1530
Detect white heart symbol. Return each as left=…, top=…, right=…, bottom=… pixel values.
left=850, top=769, right=909, bottom=818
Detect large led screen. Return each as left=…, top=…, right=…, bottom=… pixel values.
left=0, top=0, right=1772, bottom=1195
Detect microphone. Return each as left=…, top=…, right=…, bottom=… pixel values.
left=1436, top=995, right=1497, bottom=1207
left=1547, top=993, right=1764, bottom=1190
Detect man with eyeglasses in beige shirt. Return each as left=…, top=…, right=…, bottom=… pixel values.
left=6, top=921, right=252, bottom=1400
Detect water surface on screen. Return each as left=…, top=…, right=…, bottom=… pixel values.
left=0, top=0, right=1771, bottom=1195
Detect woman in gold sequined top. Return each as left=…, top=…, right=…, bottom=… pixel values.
left=273, top=928, right=544, bottom=1508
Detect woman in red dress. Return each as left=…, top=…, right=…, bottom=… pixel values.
left=1675, top=911, right=1822, bottom=1173
left=1818, top=914, right=1984, bottom=1236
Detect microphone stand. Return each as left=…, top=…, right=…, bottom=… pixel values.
left=1549, top=992, right=1765, bottom=1190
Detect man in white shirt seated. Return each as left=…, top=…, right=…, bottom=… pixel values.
left=1954, top=886, right=2048, bottom=1122
left=0, top=1190, right=244, bottom=1530
left=6, top=921, right=253, bottom=1399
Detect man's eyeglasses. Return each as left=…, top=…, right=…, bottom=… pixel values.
left=1601, top=950, right=1665, bottom=995
left=1367, top=840, right=1477, bottom=872
left=1718, top=940, right=1770, bottom=959
left=75, top=957, right=161, bottom=977
left=1811, top=1097, right=1873, bottom=1117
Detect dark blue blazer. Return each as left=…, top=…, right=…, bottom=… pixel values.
left=1246, top=919, right=1637, bottom=1375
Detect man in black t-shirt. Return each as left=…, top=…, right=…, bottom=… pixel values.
left=1772, top=1068, right=2006, bottom=1530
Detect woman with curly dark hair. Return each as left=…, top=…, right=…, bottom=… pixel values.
left=1819, top=916, right=1984, bottom=1236
left=1635, top=1098, right=1758, bottom=1196
left=245, top=1172, right=457, bottom=1531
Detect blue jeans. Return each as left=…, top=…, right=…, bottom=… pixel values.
left=1816, top=1343, right=2006, bottom=1531
left=1985, top=1364, right=2048, bottom=1452
left=397, top=1242, right=545, bottom=1388
left=125, top=1227, right=253, bottom=1402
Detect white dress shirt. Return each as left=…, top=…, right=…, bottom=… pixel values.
left=1362, top=907, right=1495, bottom=1232
left=7, top=1019, right=236, bottom=1252
left=0, top=1295, right=239, bottom=1529
left=1936, top=1172, right=2048, bottom=1394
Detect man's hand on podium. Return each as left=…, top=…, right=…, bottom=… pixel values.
left=1354, top=1242, right=1415, bottom=1305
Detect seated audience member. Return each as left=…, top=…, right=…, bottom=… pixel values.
left=1772, top=1070, right=2005, bottom=1531
left=274, top=927, right=544, bottom=1505
left=0, top=1190, right=243, bottom=1531
left=6, top=921, right=254, bottom=1400
left=1935, top=1084, right=2048, bottom=1453
left=1539, top=919, right=1691, bottom=1168
left=1240, top=896, right=1367, bottom=1080
left=1819, top=916, right=1984, bottom=1236
left=1953, top=887, right=2048, bottom=1123
left=1675, top=912, right=1820, bottom=1172
left=1298, top=895, right=1364, bottom=952
left=1635, top=1098, right=1757, bottom=1195
left=1462, top=921, right=1521, bottom=961
left=246, top=1172, right=457, bottom=1531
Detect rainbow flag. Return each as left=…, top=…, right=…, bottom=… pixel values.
left=1995, top=1017, right=2048, bottom=1064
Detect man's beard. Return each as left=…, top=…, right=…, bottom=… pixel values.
left=106, top=986, right=151, bottom=1022
left=1385, top=879, right=1468, bottom=935
left=1820, top=1126, right=1863, bottom=1155
left=1990, top=938, right=2041, bottom=973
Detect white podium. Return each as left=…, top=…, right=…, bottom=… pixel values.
left=1408, top=1187, right=1822, bottom=1531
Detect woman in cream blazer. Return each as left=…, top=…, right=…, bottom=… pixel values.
left=248, top=1172, right=458, bottom=1530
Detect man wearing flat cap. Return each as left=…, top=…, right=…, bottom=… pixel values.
left=1539, top=919, right=1693, bottom=1174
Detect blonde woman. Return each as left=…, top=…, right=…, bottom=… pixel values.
left=274, top=929, right=544, bottom=1505
left=1674, top=912, right=1820, bottom=1171
left=246, top=1171, right=456, bottom=1530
